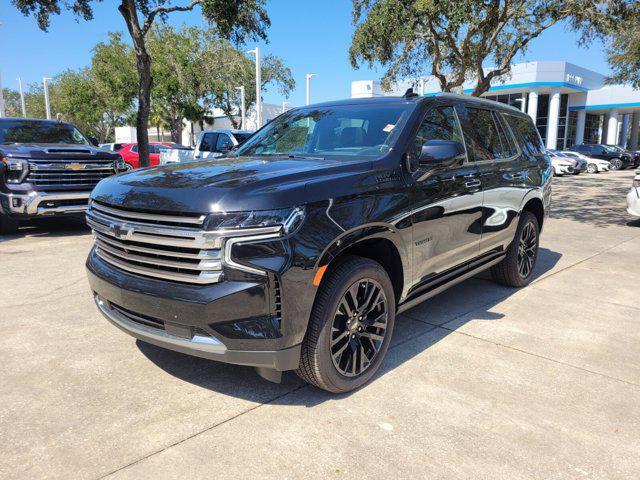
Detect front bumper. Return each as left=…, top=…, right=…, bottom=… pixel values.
left=627, top=188, right=640, bottom=217
left=555, top=165, right=574, bottom=175
left=0, top=190, right=90, bottom=218
left=87, top=250, right=301, bottom=371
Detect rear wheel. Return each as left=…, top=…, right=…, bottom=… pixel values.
left=0, top=214, right=19, bottom=235
left=296, top=256, right=395, bottom=393
left=491, top=211, right=540, bottom=288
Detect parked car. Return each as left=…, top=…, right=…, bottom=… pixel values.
left=99, top=143, right=124, bottom=152
left=160, top=130, right=254, bottom=165
left=118, top=142, right=184, bottom=170
left=85, top=93, right=551, bottom=393
left=605, top=145, right=640, bottom=168
left=548, top=149, right=586, bottom=174
left=0, top=118, right=124, bottom=234
left=560, top=150, right=610, bottom=173
left=547, top=150, right=576, bottom=176
left=568, top=144, right=633, bottom=170
left=627, top=171, right=640, bottom=217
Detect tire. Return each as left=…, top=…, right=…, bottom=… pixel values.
left=296, top=256, right=396, bottom=393
left=0, top=214, right=19, bottom=235
left=609, top=158, right=623, bottom=170
left=490, top=211, right=540, bottom=288
left=587, top=163, right=598, bottom=174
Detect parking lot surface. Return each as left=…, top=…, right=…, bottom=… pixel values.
left=2, top=170, right=639, bottom=480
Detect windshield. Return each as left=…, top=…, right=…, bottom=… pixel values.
left=233, top=133, right=253, bottom=145
left=0, top=120, right=90, bottom=145
left=235, top=103, right=414, bottom=160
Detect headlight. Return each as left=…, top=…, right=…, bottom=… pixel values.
left=1, top=156, right=29, bottom=183
left=205, top=207, right=305, bottom=234
left=114, top=156, right=127, bottom=173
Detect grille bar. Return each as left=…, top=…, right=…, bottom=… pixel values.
left=92, top=201, right=206, bottom=226
left=27, top=159, right=116, bottom=189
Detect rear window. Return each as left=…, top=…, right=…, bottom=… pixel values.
left=504, top=113, right=545, bottom=156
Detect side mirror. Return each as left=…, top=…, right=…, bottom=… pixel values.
left=88, top=136, right=99, bottom=147
left=418, top=140, right=465, bottom=167
left=220, top=142, right=233, bottom=153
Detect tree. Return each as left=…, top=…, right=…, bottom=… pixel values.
left=606, top=5, right=640, bottom=88
left=349, top=0, right=618, bottom=96
left=203, top=38, right=295, bottom=128
left=13, top=0, right=271, bottom=167
left=2, top=89, right=23, bottom=117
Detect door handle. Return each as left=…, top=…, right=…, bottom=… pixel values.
left=464, top=179, right=482, bottom=189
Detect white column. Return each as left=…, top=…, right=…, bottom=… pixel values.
left=575, top=110, right=586, bottom=145
left=606, top=110, right=619, bottom=145
left=546, top=88, right=561, bottom=149
left=519, top=92, right=527, bottom=112
left=630, top=112, right=639, bottom=151
left=527, top=90, right=538, bottom=123
left=620, top=114, right=629, bottom=147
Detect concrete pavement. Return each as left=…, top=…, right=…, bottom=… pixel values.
left=1, top=170, right=639, bottom=479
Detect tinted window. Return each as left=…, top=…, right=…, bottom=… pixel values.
left=0, top=120, right=89, bottom=145
left=495, top=113, right=518, bottom=157
left=464, top=108, right=507, bottom=161
left=233, top=133, right=253, bottom=145
left=235, top=103, right=414, bottom=160
left=200, top=133, right=217, bottom=152
left=216, top=134, right=233, bottom=151
left=411, top=105, right=464, bottom=158
left=504, top=113, right=545, bottom=157
left=131, top=145, right=138, bottom=153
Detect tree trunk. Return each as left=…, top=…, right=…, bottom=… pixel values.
left=136, top=50, right=152, bottom=166
left=169, top=117, right=182, bottom=144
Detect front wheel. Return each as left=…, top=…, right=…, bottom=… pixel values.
left=490, top=211, right=540, bottom=288
left=609, top=158, right=623, bottom=170
left=587, top=163, right=598, bottom=174
left=296, top=256, right=395, bottom=393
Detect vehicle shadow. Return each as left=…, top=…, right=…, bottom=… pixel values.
left=138, top=247, right=562, bottom=406
left=0, top=216, right=90, bottom=242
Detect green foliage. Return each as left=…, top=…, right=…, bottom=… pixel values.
left=350, top=0, right=620, bottom=96
left=606, top=5, right=640, bottom=89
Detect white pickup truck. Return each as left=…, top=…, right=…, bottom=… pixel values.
left=160, top=129, right=253, bottom=165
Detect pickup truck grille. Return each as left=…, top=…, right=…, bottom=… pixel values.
left=27, top=159, right=116, bottom=189
left=86, top=201, right=223, bottom=285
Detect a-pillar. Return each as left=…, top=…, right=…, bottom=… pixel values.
left=630, top=112, right=639, bottom=151
left=527, top=90, right=538, bottom=123
left=575, top=110, right=586, bottom=145
left=606, top=110, right=619, bottom=145
left=546, top=88, right=561, bottom=149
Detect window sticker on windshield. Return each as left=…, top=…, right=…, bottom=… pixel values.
left=383, top=124, right=395, bottom=133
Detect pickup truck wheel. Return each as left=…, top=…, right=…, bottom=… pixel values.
left=296, top=256, right=395, bottom=393
left=0, top=214, right=19, bottom=235
left=490, top=211, right=539, bottom=288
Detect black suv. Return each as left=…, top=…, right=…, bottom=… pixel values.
left=0, top=118, right=124, bottom=234
left=567, top=143, right=635, bottom=170
left=86, top=94, right=552, bottom=393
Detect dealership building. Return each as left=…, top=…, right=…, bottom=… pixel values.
left=352, top=61, right=640, bottom=151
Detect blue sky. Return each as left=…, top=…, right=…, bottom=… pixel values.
left=1, top=0, right=610, bottom=107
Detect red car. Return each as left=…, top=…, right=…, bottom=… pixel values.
left=118, top=142, right=182, bottom=170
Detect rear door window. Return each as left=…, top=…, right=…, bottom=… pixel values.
left=463, top=108, right=508, bottom=161
left=503, top=113, right=546, bottom=157
left=495, top=113, right=518, bottom=157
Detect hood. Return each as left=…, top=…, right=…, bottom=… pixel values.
left=90, top=155, right=375, bottom=213
left=1, top=143, right=119, bottom=160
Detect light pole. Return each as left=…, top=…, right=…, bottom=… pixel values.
left=0, top=71, right=5, bottom=117
left=236, top=86, right=246, bottom=130
left=282, top=101, right=287, bottom=114
left=43, top=77, right=52, bottom=119
left=306, top=73, right=317, bottom=105
left=17, top=77, right=26, bottom=116
left=246, top=47, right=262, bottom=129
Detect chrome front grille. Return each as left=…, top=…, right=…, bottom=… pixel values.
left=27, top=159, right=116, bottom=189
left=87, top=201, right=224, bottom=284
left=86, top=201, right=283, bottom=285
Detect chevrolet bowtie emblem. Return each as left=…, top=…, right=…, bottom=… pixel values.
left=66, top=163, right=86, bottom=170
left=111, top=223, right=132, bottom=240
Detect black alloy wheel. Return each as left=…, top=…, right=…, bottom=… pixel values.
left=517, top=222, right=537, bottom=279
left=330, top=278, right=388, bottom=377
left=610, top=158, right=623, bottom=170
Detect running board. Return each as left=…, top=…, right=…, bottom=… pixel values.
left=397, top=254, right=505, bottom=314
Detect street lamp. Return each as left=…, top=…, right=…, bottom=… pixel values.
left=43, top=77, right=52, bottom=119
left=17, top=77, right=26, bottom=117
left=306, top=73, right=317, bottom=106
left=246, top=47, right=262, bottom=129
left=236, top=86, right=246, bottom=130
left=0, top=71, right=5, bottom=117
